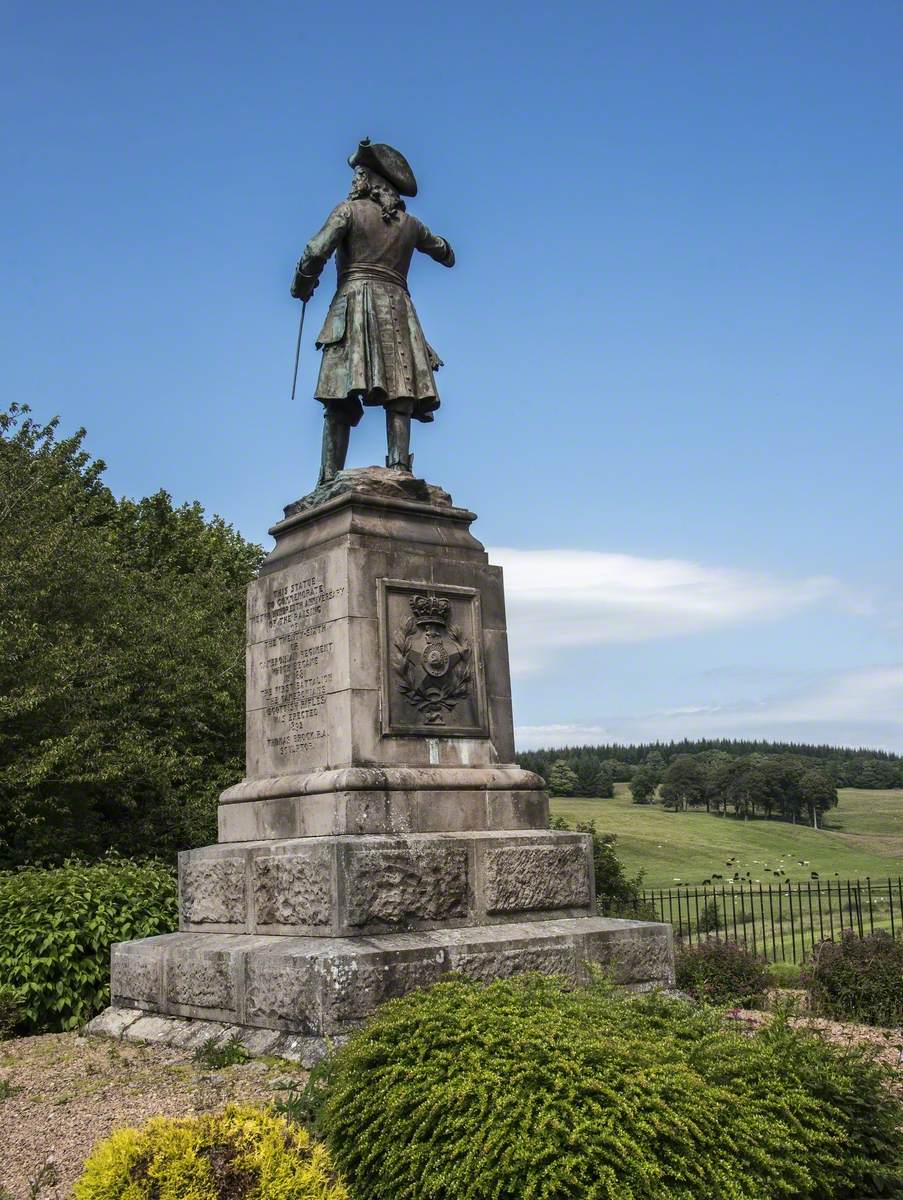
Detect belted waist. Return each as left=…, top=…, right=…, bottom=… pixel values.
left=338, top=263, right=409, bottom=292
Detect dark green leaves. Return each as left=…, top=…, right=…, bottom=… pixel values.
left=0, top=857, right=177, bottom=1032
left=0, top=404, right=263, bottom=865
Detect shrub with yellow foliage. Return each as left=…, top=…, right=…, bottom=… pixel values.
left=73, top=1103, right=347, bottom=1200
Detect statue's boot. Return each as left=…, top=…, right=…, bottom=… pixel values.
left=386, top=409, right=413, bottom=472
left=318, top=415, right=350, bottom=486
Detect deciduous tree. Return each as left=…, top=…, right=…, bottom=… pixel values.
left=0, top=405, right=263, bottom=865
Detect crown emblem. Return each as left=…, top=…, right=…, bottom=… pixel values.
left=409, top=593, right=451, bottom=627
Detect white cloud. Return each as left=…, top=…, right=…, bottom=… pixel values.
left=490, top=547, right=862, bottom=675
left=515, top=665, right=903, bottom=752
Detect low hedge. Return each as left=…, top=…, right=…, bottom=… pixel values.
left=0, top=856, right=177, bottom=1032
left=73, top=1104, right=347, bottom=1200
left=804, top=931, right=903, bottom=1026
left=306, top=975, right=903, bottom=1200
left=675, top=939, right=769, bottom=1007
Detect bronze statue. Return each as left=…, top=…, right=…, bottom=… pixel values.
left=291, top=139, right=455, bottom=485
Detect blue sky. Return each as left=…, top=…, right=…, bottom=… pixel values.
left=4, top=1, right=903, bottom=750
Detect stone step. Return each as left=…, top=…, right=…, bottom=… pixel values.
left=110, top=916, right=675, bottom=1037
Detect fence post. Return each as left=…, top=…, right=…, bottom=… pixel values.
left=787, top=883, right=798, bottom=963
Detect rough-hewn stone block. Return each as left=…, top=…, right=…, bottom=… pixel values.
left=111, top=948, right=162, bottom=1006
left=483, top=845, right=591, bottom=914
left=253, top=849, right=332, bottom=928
left=166, top=951, right=235, bottom=1012
left=344, top=844, right=468, bottom=927
left=245, top=950, right=321, bottom=1032
left=449, top=942, right=578, bottom=983
left=180, top=858, right=246, bottom=926
left=322, top=954, right=446, bottom=1025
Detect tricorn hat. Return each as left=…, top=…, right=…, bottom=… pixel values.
left=348, top=138, right=417, bottom=197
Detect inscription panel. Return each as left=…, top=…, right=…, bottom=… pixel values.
left=246, top=555, right=347, bottom=774
left=379, top=580, right=489, bottom=738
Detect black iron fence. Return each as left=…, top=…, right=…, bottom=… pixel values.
left=641, top=878, right=903, bottom=963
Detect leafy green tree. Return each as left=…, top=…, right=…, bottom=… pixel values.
left=644, top=749, right=666, bottom=773
left=720, top=758, right=772, bottom=821
left=659, top=755, right=706, bottom=812
left=0, top=405, right=263, bottom=865
left=763, top=756, right=805, bottom=823
left=856, top=757, right=899, bottom=789
left=699, top=750, right=732, bottom=815
left=546, top=759, right=580, bottom=797
left=592, top=762, right=616, bottom=798
left=606, top=759, right=635, bottom=783
left=630, top=764, right=659, bottom=805
left=573, top=755, right=600, bottom=797
left=799, top=768, right=837, bottom=829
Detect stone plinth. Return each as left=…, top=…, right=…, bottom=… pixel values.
left=94, top=470, right=674, bottom=1047
left=218, top=468, right=545, bottom=834
left=106, top=918, right=674, bottom=1038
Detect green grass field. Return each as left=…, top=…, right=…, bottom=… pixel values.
left=551, top=785, right=903, bottom=889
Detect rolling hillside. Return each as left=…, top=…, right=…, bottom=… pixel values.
left=551, top=786, right=903, bottom=889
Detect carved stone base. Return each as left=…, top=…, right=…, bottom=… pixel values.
left=179, top=829, right=595, bottom=937
left=231, top=474, right=522, bottom=811
left=97, top=476, right=676, bottom=1047
left=107, top=918, right=675, bottom=1038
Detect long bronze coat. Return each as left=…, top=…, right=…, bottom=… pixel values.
left=297, top=198, right=454, bottom=425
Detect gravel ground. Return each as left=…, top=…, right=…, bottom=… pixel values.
left=728, top=1004, right=903, bottom=1095
left=2, top=1010, right=903, bottom=1197
left=0, top=1033, right=307, bottom=1199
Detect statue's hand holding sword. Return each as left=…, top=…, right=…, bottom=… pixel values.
left=290, top=261, right=319, bottom=401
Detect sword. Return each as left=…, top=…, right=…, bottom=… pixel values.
left=290, top=299, right=307, bottom=401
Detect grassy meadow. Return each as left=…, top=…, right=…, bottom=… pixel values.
left=552, top=785, right=903, bottom=889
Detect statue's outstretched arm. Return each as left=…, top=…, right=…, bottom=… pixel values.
left=415, top=221, right=455, bottom=268
left=291, top=203, right=352, bottom=300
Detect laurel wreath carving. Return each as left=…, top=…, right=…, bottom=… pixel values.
left=392, top=615, right=472, bottom=725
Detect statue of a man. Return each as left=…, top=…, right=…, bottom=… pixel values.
left=291, top=139, right=455, bottom=485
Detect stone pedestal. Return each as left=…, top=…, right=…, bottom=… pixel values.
left=93, top=470, right=673, bottom=1050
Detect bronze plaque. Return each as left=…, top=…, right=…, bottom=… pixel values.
left=379, top=580, right=488, bottom=737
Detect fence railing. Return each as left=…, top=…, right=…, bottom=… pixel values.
left=640, top=878, right=903, bottom=963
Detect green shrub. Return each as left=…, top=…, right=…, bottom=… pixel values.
left=309, top=976, right=903, bottom=1199
left=550, top=816, right=654, bottom=917
left=0, top=985, right=23, bottom=1040
left=0, top=857, right=177, bottom=1032
left=73, top=1103, right=348, bottom=1200
left=804, top=931, right=903, bottom=1026
left=675, top=939, right=769, bottom=1007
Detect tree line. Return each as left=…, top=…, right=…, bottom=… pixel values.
left=518, top=740, right=903, bottom=794
left=520, top=744, right=897, bottom=827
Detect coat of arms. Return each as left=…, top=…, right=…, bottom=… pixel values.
left=392, top=593, right=472, bottom=725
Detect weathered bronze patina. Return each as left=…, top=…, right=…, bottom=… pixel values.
left=291, top=139, right=455, bottom=484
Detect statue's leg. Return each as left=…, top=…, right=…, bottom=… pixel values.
left=385, top=403, right=413, bottom=472
left=318, top=408, right=350, bottom=486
